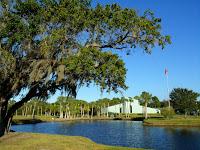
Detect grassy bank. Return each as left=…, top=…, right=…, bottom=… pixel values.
left=12, top=116, right=114, bottom=125
left=0, top=133, right=142, bottom=150
left=12, top=116, right=56, bottom=124
left=144, top=116, right=200, bottom=127
left=12, top=114, right=162, bottom=125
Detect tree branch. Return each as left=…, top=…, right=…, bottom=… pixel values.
left=100, top=32, right=130, bottom=49
left=6, top=87, right=38, bottom=119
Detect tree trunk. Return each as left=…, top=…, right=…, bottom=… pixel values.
left=49, top=109, right=51, bottom=116
left=0, top=88, right=37, bottom=137
left=107, top=103, right=109, bottom=118
left=22, top=109, right=24, bottom=116
left=97, top=106, right=100, bottom=117
left=91, top=105, right=94, bottom=119
left=59, top=103, right=63, bottom=118
left=0, top=97, right=8, bottom=137
left=0, top=117, right=9, bottom=137
left=45, top=108, right=47, bottom=116
left=29, top=105, right=32, bottom=116
left=32, top=102, right=36, bottom=119
left=15, top=110, right=18, bottom=116
left=168, top=100, right=171, bottom=109
left=87, top=105, right=89, bottom=118
left=64, top=105, right=68, bottom=119
left=40, top=107, right=42, bottom=116
left=25, top=106, right=28, bottom=116
left=104, top=103, right=106, bottom=117
left=80, top=105, right=83, bottom=118
left=54, top=109, right=55, bottom=116
left=185, top=111, right=187, bottom=118
left=145, top=102, right=148, bottom=119
left=100, top=106, right=102, bottom=117
left=0, top=120, right=7, bottom=137
left=68, top=111, right=71, bottom=119
left=83, top=106, right=85, bottom=117
left=37, top=107, right=39, bottom=116
left=6, top=116, right=13, bottom=134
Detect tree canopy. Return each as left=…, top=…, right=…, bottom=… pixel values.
left=0, top=0, right=170, bottom=136
left=170, top=88, right=200, bottom=115
left=149, top=96, right=160, bottom=108
left=140, top=91, right=152, bottom=104
left=140, top=91, right=152, bottom=119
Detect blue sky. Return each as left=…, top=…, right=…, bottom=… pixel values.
left=48, top=0, right=200, bottom=102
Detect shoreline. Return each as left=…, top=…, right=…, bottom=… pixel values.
left=143, top=122, right=200, bottom=127
left=143, top=117, right=200, bottom=127
left=12, top=115, right=200, bottom=127
left=12, top=116, right=117, bottom=125
left=12, top=115, right=146, bottom=125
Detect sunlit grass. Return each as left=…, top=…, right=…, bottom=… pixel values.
left=12, top=115, right=54, bottom=125
left=144, top=116, right=200, bottom=126
left=0, top=133, right=143, bottom=150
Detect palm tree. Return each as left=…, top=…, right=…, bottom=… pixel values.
left=140, top=91, right=152, bottom=119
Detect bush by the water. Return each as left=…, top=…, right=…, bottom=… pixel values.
left=161, top=107, right=175, bottom=118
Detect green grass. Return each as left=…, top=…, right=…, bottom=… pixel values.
left=12, top=116, right=57, bottom=124
left=0, top=133, right=143, bottom=150
left=144, top=116, right=200, bottom=126
left=12, top=114, right=162, bottom=125
left=12, top=115, right=113, bottom=125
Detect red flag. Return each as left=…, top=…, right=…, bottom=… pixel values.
left=165, top=68, right=168, bottom=75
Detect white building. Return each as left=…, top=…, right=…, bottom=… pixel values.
left=101, top=99, right=160, bottom=114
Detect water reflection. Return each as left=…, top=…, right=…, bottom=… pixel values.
left=11, top=120, right=200, bottom=150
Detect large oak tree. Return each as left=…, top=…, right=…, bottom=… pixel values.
left=0, top=0, right=170, bottom=136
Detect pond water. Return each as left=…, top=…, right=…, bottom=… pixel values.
left=11, top=120, right=200, bottom=150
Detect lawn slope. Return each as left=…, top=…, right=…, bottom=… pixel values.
left=0, top=133, right=142, bottom=150
left=144, top=117, right=200, bottom=127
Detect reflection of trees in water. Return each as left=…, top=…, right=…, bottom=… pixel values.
left=164, top=127, right=200, bottom=136
left=142, top=126, right=153, bottom=148
left=164, top=127, right=200, bottom=150
left=121, top=120, right=135, bottom=127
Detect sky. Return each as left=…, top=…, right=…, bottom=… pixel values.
left=48, top=0, right=200, bottom=102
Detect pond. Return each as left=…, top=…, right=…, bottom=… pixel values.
left=11, top=120, right=200, bottom=150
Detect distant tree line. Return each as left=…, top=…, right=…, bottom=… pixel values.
left=10, top=97, right=131, bottom=119
left=8, top=93, right=166, bottom=119
left=9, top=88, right=199, bottom=119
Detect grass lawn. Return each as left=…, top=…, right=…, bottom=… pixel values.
left=0, top=133, right=142, bottom=150
left=12, top=116, right=114, bottom=125
left=12, top=114, right=163, bottom=125
left=143, top=116, right=200, bottom=126
left=12, top=116, right=54, bottom=124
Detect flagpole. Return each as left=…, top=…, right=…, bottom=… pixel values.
left=165, top=68, right=170, bottom=108
left=166, top=73, right=170, bottom=108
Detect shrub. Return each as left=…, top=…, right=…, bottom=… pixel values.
left=161, top=107, right=175, bottom=118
